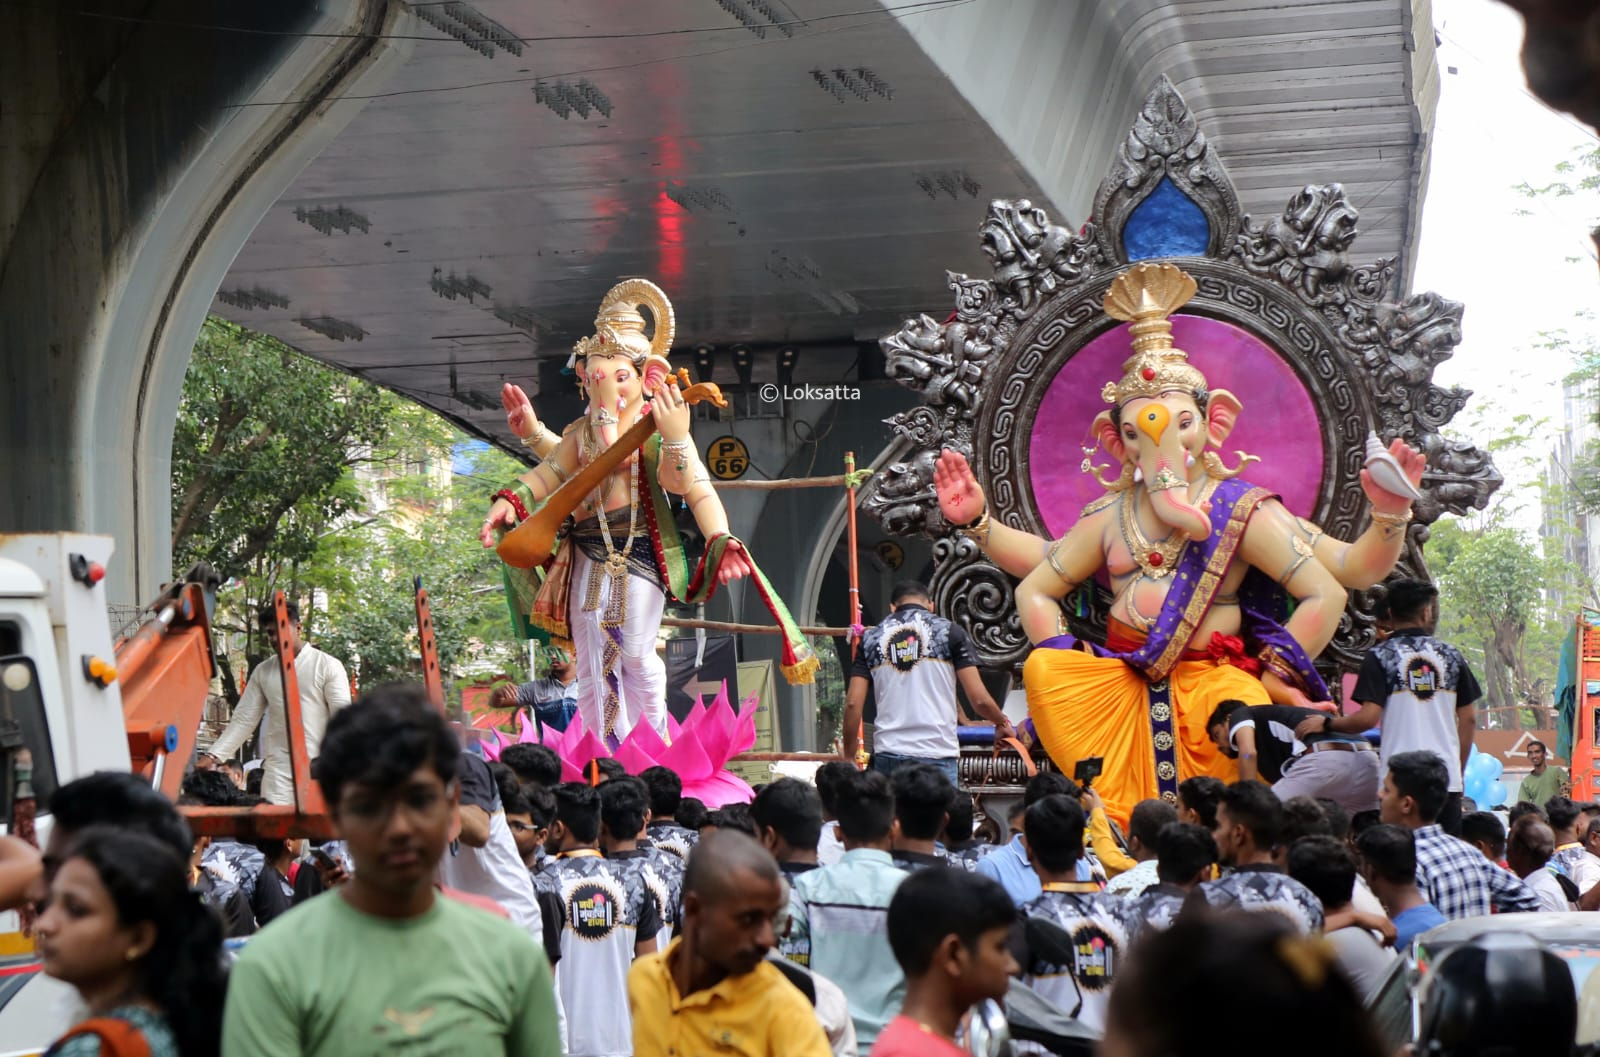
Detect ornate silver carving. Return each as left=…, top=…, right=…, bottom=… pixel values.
left=1235, top=184, right=1364, bottom=304
left=930, top=536, right=1028, bottom=665
left=979, top=200, right=1102, bottom=314
left=1092, top=75, right=1241, bottom=263
left=865, top=76, right=1502, bottom=676
left=864, top=450, right=945, bottom=539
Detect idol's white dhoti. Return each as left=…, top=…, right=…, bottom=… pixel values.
left=569, top=548, right=669, bottom=742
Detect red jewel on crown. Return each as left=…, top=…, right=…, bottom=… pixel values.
left=1141, top=366, right=1157, bottom=380
left=1148, top=551, right=1164, bottom=567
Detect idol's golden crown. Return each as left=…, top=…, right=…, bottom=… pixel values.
left=1099, top=263, right=1208, bottom=405
left=569, top=278, right=676, bottom=366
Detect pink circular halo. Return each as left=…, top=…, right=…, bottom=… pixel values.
left=1027, top=314, right=1325, bottom=538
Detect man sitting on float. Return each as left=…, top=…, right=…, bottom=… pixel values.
left=934, top=262, right=1425, bottom=821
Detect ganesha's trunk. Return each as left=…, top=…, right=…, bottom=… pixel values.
left=591, top=398, right=620, bottom=449
left=1145, top=455, right=1211, bottom=542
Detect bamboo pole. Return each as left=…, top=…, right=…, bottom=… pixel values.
left=660, top=615, right=853, bottom=637
left=846, top=450, right=864, bottom=762
left=711, top=474, right=850, bottom=490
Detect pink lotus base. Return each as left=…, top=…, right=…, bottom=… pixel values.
left=480, top=683, right=760, bottom=808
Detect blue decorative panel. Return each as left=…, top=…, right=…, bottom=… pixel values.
left=1121, top=178, right=1210, bottom=260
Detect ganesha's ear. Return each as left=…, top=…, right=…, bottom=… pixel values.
left=641, top=355, right=672, bottom=393
left=1205, top=390, right=1242, bottom=448
left=1092, top=410, right=1128, bottom=463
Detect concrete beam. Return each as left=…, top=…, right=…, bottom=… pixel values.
left=0, top=0, right=409, bottom=607
left=723, top=385, right=919, bottom=751
left=894, top=0, right=1438, bottom=289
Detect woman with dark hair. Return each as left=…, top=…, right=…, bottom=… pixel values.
left=35, top=826, right=226, bottom=1057
left=1101, top=912, right=1388, bottom=1057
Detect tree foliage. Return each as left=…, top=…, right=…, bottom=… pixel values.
left=1515, top=145, right=1600, bottom=206
left=172, top=319, right=402, bottom=577
left=173, top=318, right=530, bottom=703
left=1432, top=520, right=1577, bottom=720
left=304, top=442, right=529, bottom=691
left=1419, top=376, right=1585, bottom=726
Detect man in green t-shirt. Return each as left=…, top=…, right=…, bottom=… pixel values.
left=223, top=684, right=562, bottom=1057
left=1516, top=740, right=1569, bottom=808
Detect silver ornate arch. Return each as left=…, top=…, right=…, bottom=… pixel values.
left=861, top=77, right=1502, bottom=681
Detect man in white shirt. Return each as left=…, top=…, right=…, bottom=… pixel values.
left=1547, top=797, right=1600, bottom=894
left=438, top=748, right=546, bottom=940
left=201, top=599, right=351, bottom=804
left=1507, top=815, right=1573, bottom=913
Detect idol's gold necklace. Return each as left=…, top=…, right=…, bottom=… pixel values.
left=1117, top=479, right=1219, bottom=580
left=1119, top=492, right=1184, bottom=579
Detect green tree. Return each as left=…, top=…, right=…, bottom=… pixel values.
left=174, top=318, right=530, bottom=704
left=1514, top=142, right=1599, bottom=268
left=305, top=440, right=530, bottom=693
left=1515, top=144, right=1600, bottom=207
left=171, top=319, right=406, bottom=576
left=1432, top=522, right=1576, bottom=725
left=1423, top=386, right=1582, bottom=729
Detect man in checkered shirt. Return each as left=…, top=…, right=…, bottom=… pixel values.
left=1380, top=750, right=1539, bottom=920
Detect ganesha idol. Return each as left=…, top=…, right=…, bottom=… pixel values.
left=935, top=262, right=1426, bottom=820
left=481, top=279, right=816, bottom=752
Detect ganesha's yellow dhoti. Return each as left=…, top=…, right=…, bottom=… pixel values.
left=1024, top=640, right=1262, bottom=825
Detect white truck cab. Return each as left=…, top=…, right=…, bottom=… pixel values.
left=0, top=535, right=137, bottom=1057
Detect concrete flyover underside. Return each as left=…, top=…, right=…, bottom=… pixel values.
left=1, top=2, right=1436, bottom=751
left=0, top=0, right=409, bottom=605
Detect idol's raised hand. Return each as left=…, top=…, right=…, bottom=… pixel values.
left=649, top=370, right=691, bottom=443
left=1361, top=437, right=1426, bottom=514
left=933, top=449, right=986, bottom=526
left=501, top=382, right=539, bottom=440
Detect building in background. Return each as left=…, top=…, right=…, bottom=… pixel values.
left=1543, top=379, right=1600, bottom=612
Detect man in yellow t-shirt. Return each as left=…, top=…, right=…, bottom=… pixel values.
left=630, top=832, right=830, bottom=1057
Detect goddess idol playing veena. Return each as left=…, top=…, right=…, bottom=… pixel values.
left=935, top=263, right=1426, bottom=820
left=481, top=279, right=815, bottom=748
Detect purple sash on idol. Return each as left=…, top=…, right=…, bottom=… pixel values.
left=1034, top=477, right=1329, bottom=699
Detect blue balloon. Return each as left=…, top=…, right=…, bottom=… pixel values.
left=1464, top=747, right=1500, bottom=787
left=1486, top=779, right=1510, bottom=809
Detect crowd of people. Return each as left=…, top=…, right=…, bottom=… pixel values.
left=9, top=672, right=1595, bottom=1057
left=5, top=575, right=1594, bottom=1056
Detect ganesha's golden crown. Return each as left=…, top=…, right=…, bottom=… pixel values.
left=569, top=278, right=676, bottom=366
left=1099, top=263, right=1209, bottom=405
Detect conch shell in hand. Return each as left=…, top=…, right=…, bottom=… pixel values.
left=1363, top=431, right=1422, bottom=501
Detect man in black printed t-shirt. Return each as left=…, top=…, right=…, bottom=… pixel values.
left=641, top=765, right=699, bottom=863
left=1132, top=821, right=1217, bottom=933
left=599, top=776, right=680, bottom=953
left=534, top=781, right=660, bottom=1057
left=1187, top=781, right=1324, bottom=935
left=844, top=581, right=1014, bottom=783
left=1206, top=699, right=1380, bottom=814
